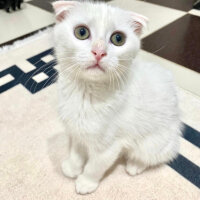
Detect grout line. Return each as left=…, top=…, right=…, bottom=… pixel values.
left=0, top=24, right=55, bottom=48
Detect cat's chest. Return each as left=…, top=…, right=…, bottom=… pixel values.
left=59, top=88, right=111, bottom=133
left=58, top=80, right=126, bottom=135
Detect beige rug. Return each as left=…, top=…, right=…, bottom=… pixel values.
left=0, top=29, right=200, bottom=200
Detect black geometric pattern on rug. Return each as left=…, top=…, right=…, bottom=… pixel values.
left=0, top=48, right=57, bottom=94
left=168, top=154, right=200, bottom=188
left=183, top=125, right=200, bottom=148
left=168, top=124, right=200, bottom=189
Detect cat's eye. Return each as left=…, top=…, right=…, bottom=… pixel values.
left=74, top=26, right=90, bottom=40
left=110, top=32, right=126, bottom=46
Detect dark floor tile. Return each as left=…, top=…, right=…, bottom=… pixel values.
left=142, top=14, right=200, bottom=73
left=28, top=0, right=53, bottom=12
left=193, top=0, right=200, bottom=10
left=141, top=0, right=196, bottom=11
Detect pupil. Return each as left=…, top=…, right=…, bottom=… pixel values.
left=80, top=28, right=86, bottom=36
left=116, top=34, right=122, bottom=42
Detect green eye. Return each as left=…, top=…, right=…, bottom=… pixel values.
left=74, top=26, right=90, bottom=40
left=110, top=32, right=126, bottom=46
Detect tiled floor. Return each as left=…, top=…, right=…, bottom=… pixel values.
left=0, top=0, right=200, bottom=97
left=140, top=0, right=196, bottom=11
left=28, top=0, right=54, bottom=12
left=0, top=0, right=54, bottom=45
left=109, top=0, right=186, bottom=38
left=142, top=14, right=200, bottom=73
left=110, top=0, right=200, bottom=97
left=0, top=1, right=200, bottom=198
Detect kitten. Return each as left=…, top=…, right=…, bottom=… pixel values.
left=52, top=1, right=182, bottom=195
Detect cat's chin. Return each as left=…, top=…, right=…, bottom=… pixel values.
left=80, top=69, right=108, bottom=82
left=86, top=64, right=105, bottom=72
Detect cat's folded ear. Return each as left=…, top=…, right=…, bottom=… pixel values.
left=52, top=1, right=78, bottom=22
left=129, top=12, right=149, bottom=36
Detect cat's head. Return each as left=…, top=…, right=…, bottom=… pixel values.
left=53, top=1, right=148, bottom=83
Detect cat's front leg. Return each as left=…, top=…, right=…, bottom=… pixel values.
left=62, top=138, right=85, bottom=179
left=75, top=142, right=122, bottom=194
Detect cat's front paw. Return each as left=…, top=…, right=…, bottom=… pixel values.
left=61, top=159, right=82, bottom=178
left=125, top=162, right=146, bottom=176
left=75, top=175, right=99, bottom=195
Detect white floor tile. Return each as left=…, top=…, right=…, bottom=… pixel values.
left=109, top=0, right=186, bottom=38
left=0, top=4, right=55, bottom=45
left=188, top=9, right=200, bottom=17
left=139, top=50, right=200, bottom=97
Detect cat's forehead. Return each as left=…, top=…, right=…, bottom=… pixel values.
left=69, top=3, right=129, bottom=30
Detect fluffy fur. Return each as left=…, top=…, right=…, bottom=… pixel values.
left=52, top=1, right=182, bottom=195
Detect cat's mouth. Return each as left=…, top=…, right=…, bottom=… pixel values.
left=87, top=64, right=105, bottom=72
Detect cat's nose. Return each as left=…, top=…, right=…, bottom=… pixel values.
left=91, top=49, right=107, bottom=62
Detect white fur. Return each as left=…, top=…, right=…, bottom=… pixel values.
left=53, top=1, right=182, bottom=195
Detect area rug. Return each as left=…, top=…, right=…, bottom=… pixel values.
left=0, top=29, right=200, bottom=200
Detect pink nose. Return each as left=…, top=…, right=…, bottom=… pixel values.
left=91, top=49, right=107, bottom=61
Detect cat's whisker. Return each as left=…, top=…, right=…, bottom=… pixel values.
left=28, top=62, right=57, bottom=92
left=24, top=61, right=56, bottom=87
left=38, top=71, right=58, bottom=92
left=108, top=70, right=112, bottom=90
left=118, top=58, right=132, bottom=61
left=59, top=64, right=80, bottom=83
left=58, top=56, right=77, bottom=60
left=74, top=68, right=81, bottom=85
left=116, top=68, right=126, bottom=87
left=40, top=62, right=78, bottom=91
left=111, top=70, right=115, bottom=90
left=76, top=67, right=81, bottom=82
left=58, top=63, right=78, bottom=76
left=152, top=45, right=166, bottom=54
left=118, top=63, right=129, bottom=69
left=15, top=59, right=57, bottom=87
left=113, top=70, right=120, bottom=90
left=118, top=64, right=130, bottom=75
left=33, top=67, right=59, bottom=93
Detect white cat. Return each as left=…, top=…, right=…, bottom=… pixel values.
left=52, top=0, right=182, bottom=195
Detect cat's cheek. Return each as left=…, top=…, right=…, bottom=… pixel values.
left=98, top=60, right=112, bottom=71
left=102, top=54, right=118, bottom=65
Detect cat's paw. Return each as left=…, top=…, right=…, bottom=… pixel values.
left=125, top=162, right=146, bottom=176
left=75, top=175, right=99, bottom=195
left=61, top=160, right=82, bottom=178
